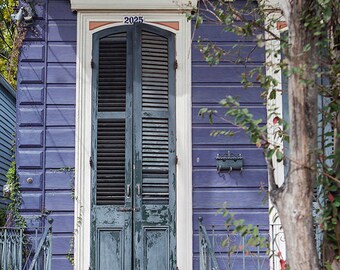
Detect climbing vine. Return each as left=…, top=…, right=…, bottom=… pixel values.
left=189, top=0, right=339, bottom=268
left=5, top=160, right=26, bottom=228
left=52, top=167, right=83, bottom=266
left=3, top=137, right=26, bottom=228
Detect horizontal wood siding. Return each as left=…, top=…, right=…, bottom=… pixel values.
left=16, top=0, right=76, bottom=268
left=0, top=75, right=16, bottom=208
left=191, top=4, right=269, bottom=268
left=16, top=0, right=269, bottom=268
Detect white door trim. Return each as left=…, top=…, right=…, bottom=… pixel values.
left=265, top=10, right=287, bottom=270
left=74, top=12, right=192, bottom=270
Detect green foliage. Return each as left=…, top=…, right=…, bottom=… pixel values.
left=53, top=167, right=76, bottom=199
left=199, top=95, right=287, bottom=159
left=214, top=206, right=290, bottom=269
left=0, top=0, right=19, bottom=86
left=5, top=161, right=26, bottom=228
left=52, top=167, right=81, bottom=265
left=218, top=207, right=272, bottom=260
left=66, top=237, right=75, bottom=265
left=190, top=0, right=340, bottom=267
left=316, top=98, right=340, bottom=264
left=66, top=204, right=84, bottom=266
left=1, top=135, right=26, bottom=228
left=0, top=208, right=7, bottom=227
left=0, top=0, right=33, bottom=87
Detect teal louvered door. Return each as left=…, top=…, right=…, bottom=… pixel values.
left=91, top=25, right=176, bottom=270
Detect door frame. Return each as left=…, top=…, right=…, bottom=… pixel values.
left=74, top=12, right=192, bottom=270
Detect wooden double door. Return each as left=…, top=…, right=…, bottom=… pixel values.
left=90, top=24, right=176, bottom=270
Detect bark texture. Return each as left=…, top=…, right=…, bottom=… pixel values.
left=271, top=1, right=320, bottom=269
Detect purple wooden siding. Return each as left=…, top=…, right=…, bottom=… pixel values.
left=16, top=0, right=268, bottom=268
left=191, top=12, right=269, bottom=269
left=17, top=0, right=76, bottom=268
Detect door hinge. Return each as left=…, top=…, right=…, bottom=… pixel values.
left=174, top=60, right=178, bottom=69
left=89, top=157, right=93, bottom=168
left=176, top=155, right=178, bottom=164
left=91, top=59, right=94, bottom=69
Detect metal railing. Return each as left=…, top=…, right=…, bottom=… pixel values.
left=198, top=217, right=276, bottom=270
left=198, top=217, right=220, bottom=270
left=0, top=219, right=53, bottom=270
left=0, top=227, right=23, bottom=270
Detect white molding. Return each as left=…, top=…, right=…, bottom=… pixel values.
left=265, top=11, right=287, bottom=270
left=70, top=0, right=197, bottom=11
left=74, top=12, right=192, bottom=270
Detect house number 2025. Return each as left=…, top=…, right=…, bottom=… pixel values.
left=123, top=16, right=144, bottom=24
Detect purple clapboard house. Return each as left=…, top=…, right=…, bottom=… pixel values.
left=15, top=0, right=286, bottom=269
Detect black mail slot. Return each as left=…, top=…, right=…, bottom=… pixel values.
left=216, top=152, right=243, bottom=173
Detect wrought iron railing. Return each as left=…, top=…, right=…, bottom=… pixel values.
left=198, top=217, right=282, bottom=270
left=198, top=217, right=220, bottom=270
left=0, top=227, right=23, bottom=270
left=0, top=219, right=53, bottom=270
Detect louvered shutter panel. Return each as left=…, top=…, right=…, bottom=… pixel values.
left=98, top=33, right=127, bottom=112
left=92, top=28, right=133, bottom=270
left=96, top=33, right=127, bottom=205
left=140, top=30, right=175, bottom=205
left=133, top=26, right=176, bottom=270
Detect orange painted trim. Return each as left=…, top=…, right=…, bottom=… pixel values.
left=89, top=21, right=180, bottom=31
left=277, top=21, right=287, bottom=30
left=89, top=21, right=118, bottom=30
left=153, top=22, right=179, bottom=31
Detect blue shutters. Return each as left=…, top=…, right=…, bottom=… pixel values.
left=134, top=24, right=176, bottom=270
left=91, top=24, right=176, bottom=269
left=91, top=27, right=133, bottom=270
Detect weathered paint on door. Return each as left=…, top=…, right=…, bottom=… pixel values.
left=91, top=24, right=176, bottom=270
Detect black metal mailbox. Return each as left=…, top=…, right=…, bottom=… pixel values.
left=216, top=151, right=243, bottom=173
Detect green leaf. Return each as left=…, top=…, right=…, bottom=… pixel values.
left=269, top=90, right=276, bottom=99
left=195, top=16, right=203, bottom=28
left=198, top=108, right=208, bottom=117
left=303, top=44, right=311, bottom=52
left=329, top=185, right=337, bottom=192
left=266, top=148, right=275, bottom=160
left=276, top=149, right=284, bottom=162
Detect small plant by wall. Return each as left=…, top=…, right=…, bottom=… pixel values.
left=51, top=167, right=82, bottom=266
left=3, top=137, right=26, bottom=228
left=4, top=160, right=26, bottom=228
left=0, top=208, right=6, bottom=227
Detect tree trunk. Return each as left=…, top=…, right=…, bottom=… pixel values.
left=272, top=1, right=320, bottom=269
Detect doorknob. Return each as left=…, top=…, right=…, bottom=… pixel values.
left=136, top=184, right=141, bottom=197
left=126, top=184, right=131, bottom=198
